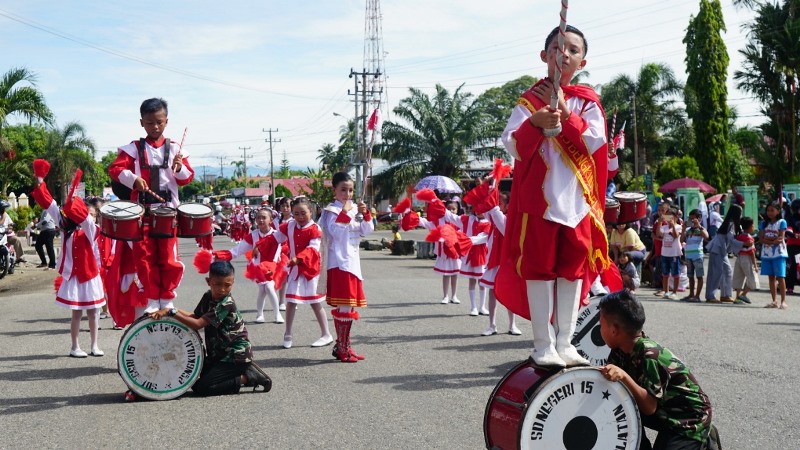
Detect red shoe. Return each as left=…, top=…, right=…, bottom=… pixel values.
left=124, top=390, right=137, bottom=402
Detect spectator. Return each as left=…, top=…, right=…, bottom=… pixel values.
left=0, top=202, right=26, bottom=264
left=35, top=208, right=57, bottom=269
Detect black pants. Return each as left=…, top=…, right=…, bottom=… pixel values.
left=786, top=245, right=800, bottom=290
left=191, top=361, right=246, bottom=396
left=35, top=229, right=57, bottom=268
left=639, top=416, right=717, bottom=450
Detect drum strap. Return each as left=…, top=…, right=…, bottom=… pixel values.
left=137, top=138, right=172, bottom=204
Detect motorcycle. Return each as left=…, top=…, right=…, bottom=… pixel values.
left=0, top=224, right=17, bottom=279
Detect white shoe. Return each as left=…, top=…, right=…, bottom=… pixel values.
left=532, top=347, right=567, bottom=368
left=275, top=315, right=285, bottom=324
left=90, top=348, right=105, bottom=357
left=311, top=334, right=334, bottom=347
left=481, top=325, right=498, bottom=336
left=70, top=349, right=88, bottom=358
left=479, top=308, right=490, bottom=316
left=282, top=336, right=293, bottom=349
left=98, top=312, right=109, bottom=319
left=450, top=296, right=461, bottom=304
left=557, top=346, right=590, bottom=367
left=554, top=278, right=590, bottom=367
left=469, top=308, right=479, bottom=316
left=440, top=297, right=450, bottom=304
left=279, top=303, right=287, bottom=311
left=255, top=315, right=266, bottom=323
left=508, top=325, right=522, bottom=336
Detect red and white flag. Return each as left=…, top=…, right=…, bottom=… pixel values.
left=612, top=120, right=626, bottom=150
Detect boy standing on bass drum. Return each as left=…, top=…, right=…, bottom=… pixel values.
left=598, top=290, right=719, bottom=450
left=108, top=98, right=194, bottom=316
left=496, top=25, right=611, bottom=368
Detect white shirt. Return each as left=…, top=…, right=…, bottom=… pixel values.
left=319, top=201, right=374, bottom=280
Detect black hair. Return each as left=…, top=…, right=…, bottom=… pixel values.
left=391, top=224, right=399, bottom=233
left=718, top=204, right=742, bottom=235
left=598, top=290, right=645, bottom=335
left=332, top=172, right=354, bottom=188
left=688, top=209, right=701, bottom=219
left=740, top=216, right=754, bottom=231
left=140, top=98, right=168, bottom=116
left=544, top=25, right=588, bottom=56
left=291, top=196, right=312, bottom=210
left=277, top=197, right=290, bottom=208
left=209, top=260, right=234, bottom=277
left=765, top=200, right=782, bottom=223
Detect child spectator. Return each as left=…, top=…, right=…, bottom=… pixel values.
left=382, top=224, right=402, bottom=251
left=150, top=261, right=271, bottom=396
left=657, top=207, right=682, bottom=299
left=617, top=252, right=640, bottom=292
left=733, top=216, right=758, bottom=304
left=681, top=209, right=708, bottom=303
left=598, top=290, right=718, bottom=449
left=760, top=201, right=788, bottom=309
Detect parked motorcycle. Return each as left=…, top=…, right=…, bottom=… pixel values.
left=0, top=224, right=17, bottom=279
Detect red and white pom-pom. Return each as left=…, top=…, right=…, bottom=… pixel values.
left=401, top=210, right=420, bottom=231
left=33, top=159, right=51, bottom=179
left=393, top=197, right=412, bottom=214
left=193, top=249, right=213, bottom=274
left=53, top=275, right=63, bottom=292
left=415, top=188, right=438, bottom=203
left=490, top=158, right=512, bottom=183
left=462, top=182, right=490, bottom=207
left=244, top=261, right=267, bottom=283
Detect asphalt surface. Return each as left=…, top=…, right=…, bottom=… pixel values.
left=0, top=229, right=798, bottom=449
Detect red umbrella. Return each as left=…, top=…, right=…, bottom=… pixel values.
left=704, top=193, right=723, bottom=203
left=658, top=177, right=716, bottom=194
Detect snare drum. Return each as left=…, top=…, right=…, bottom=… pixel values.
left=99, top=201, right=144, bottom=241
left=614, top=192, right=647, bottom=224
left=604, top=198, right=620, bottom=225
left=484, top=361, right=641, bottom=450
left=117, top=315, right=204, bottom=401
left=571, top=295, right=611, bottom=367
left=177, top=203, right=213, bottom=238
left=148, top=207, right=176, bottom=238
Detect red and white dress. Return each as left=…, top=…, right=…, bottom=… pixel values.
left=257, top=219, right=324, bottom=304
left=230, top=228, right=283, bottom=285
left=32, top=183, right=105, bottom=311
left=459, top=214, right=490, bottom=279
left=480, top=206, right=507, bottom=290
left=419, top=210, right=461, bottom=275
left=320, top=201, right=374, bottom=307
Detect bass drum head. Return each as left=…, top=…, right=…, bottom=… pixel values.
left=571, top=295, right=611, bottom=367
left=100, top=201, right=144, bottom=219
left=520, top=367, right=641, bottom=449
left=117, top=316, right=204, bottom=400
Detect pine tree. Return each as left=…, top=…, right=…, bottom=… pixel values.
left=684, top=0, right=730, bottom=191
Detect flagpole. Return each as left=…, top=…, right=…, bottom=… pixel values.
left=543, top=0, right=569, bottom=138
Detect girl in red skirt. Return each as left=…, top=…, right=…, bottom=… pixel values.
left=320, top=172, right=374, bottom=363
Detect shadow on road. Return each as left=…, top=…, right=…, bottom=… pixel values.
left=0, top=393, right=123, bottom=416
left=0, top=366, right=117, bottom=382
left=354, top=361, right=521, bottom=391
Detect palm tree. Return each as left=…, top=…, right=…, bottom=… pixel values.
left=600, top=63, right=685, bottom=177
left=373, top=84, right=497, bottom=197
left=0, top=67, right=53, bottom=134
left=232, top=160, right=245, bottom=181
left=43, top=121, right=98, bottom=203
left=316, top=143, right=337, bottom=171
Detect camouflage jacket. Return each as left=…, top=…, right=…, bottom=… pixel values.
left=608, top=334, right=712, bottom=442
left=194, top=291, right=253, bottom=364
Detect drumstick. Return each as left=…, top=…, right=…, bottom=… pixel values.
left=173, top=127, right=187, bottom=173
left=145, top=188, right=166, bottom=203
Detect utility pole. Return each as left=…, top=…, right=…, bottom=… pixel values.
left=631, top=95, right=640, bottom=179
left=348, top=68, right=382, bottom=199
left=262, top=128, right=281, bottom=201
left=239, top=146, right=252, bottom=198
left=215, top=156, right=226, bottom=179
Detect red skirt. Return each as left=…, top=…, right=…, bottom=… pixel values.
left=326, top=268, right=366, bottom=307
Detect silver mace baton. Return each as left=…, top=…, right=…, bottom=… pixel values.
left=543, top=0, right=569, bottom=138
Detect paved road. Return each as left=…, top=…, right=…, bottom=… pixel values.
left=0, top=230, right=797, bottom=449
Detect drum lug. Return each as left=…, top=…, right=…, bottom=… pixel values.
left=113, top=220, right=117, bottom=232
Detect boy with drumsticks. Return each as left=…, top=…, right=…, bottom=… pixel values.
left=598, top=290, right=719, bottom=449
left=108, top=98, right=194, bottom=317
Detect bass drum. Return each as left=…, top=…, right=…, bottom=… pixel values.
left=117, top=315, right=204, bottom=400
left=484, top=361, right=640, bottom=450
left=571, top=295, right=611, bottom=367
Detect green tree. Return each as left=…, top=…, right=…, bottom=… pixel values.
left=0, top=124, right=48, bottom=197
left=178, top=179, right=204, bottom=201
left=274, top=184, right=292, bottom=199
left=374, top=84, right=496, bottom=197
left=213, top=176, right=233, bottom=195
left=655, top=155, right=703, bottom=185
left=733, top=0, right=800, bottom=186
left=279, top=150, right=291, bottom=178
left=299, top=167, right=332, bottom=207
left=0, top=67, right=53, bottom=135
left=684, top=0, right=731, bottom=191
left=231, top=160, right=245, bottom=181
left=600, top=63, right=685, bottom=177
left=43, top=121, right=98, bottom=203
left=476, top=75, right=538, bottom=141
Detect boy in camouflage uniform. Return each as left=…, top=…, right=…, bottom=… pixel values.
left=598, top=290, right=719, bottom=450
left=151, top=261, right=271, bottom=396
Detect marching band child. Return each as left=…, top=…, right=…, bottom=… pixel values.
left=108, top=97, right=193, bottom=315
left=458, top=208, right=491, bottom=316
left=255, top=197, right=332, bottom=349
left=31, top=160, right=105, bottom=357
left=225, top=208, right=285, bottom=324
left=320, top=172, right=374, bottom=363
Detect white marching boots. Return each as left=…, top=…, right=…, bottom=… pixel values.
left=527, top=280, right=566, bottom=368
left=555, top=278, right=590, bottom=366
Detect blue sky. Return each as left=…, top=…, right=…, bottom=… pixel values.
left=1, top=0, right=757, bottom=177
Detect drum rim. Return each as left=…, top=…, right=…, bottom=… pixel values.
left=150, top=206, right=177, bottom=216
left=178, top=203, right=213, bottom=218
left=520, top=366, right=642, bottom=449
left=613, top=191, right=647, bottom=200
left=117, top=316, right=204, bottom=399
